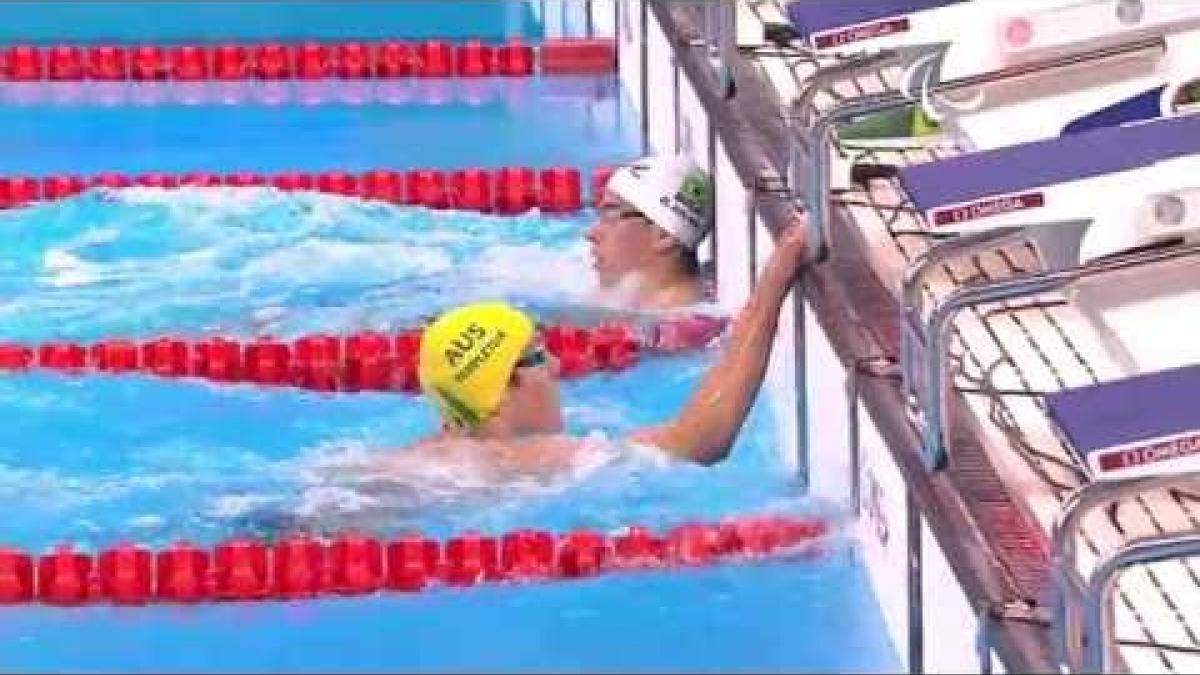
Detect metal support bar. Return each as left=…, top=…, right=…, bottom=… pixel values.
left=1083, top=534, right=1200, bottom=673
left=846, top=358, right=899, bottom=515
left=901, top=225, right=1029, bottom=398
left=716, top=0, right=737, bottom=99
left=900, top=219, right=1090, bottom=399
left=976, top=601, right=1052, bottom=674
left=1051, top=472, right=1200, bottom=671
left=920, top=274, right=1071, bottom=470
left=914, top=240, right=1200, bottom=470
left=793, top=36, right=1163, bottom=266
left=846, top=360, right=862, bottom=516
left=917, top=241, right=1200, bottom=468
left=907, top=495, right=924, bottom=673
left=746, top=182, right=758, bottom=291
left=977, top=605, right=995, bottom=675
left=702, top=0, right=718, bottom=56
left=640, top=0, right=650, bottom=154
left=792, top=272, right=809, bottom=487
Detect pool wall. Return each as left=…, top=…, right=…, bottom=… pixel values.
left=527, top=0, right=617, bottom=39
left=617, top=1, right=1045, bottom=672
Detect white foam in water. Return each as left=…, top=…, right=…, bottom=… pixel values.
left=475, top=240, right=597, bottom=300
left=112, top=185, right=278, bottom=213
left=0, top=187, right=808, bottom=548
left=242, top=239, right=455, bottom=287
left=40, top=249, right=103, bottom=288
left=0, top=187, right=596, bottom=342
left=127, top=514, right=166, bottom=530
left=0, top=463, right=193, bottom=511
left=207, top=492, right=287, bottom=520
left=250, top=305, right=288, bottom=331
left=68, top=224, right=123, bottom=248
left=292, top=485, right=381, bottom=518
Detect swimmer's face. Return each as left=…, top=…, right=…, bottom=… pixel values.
left=504, top=340, right=564, bottom=434
left=586, top=191, right=664, bottom=287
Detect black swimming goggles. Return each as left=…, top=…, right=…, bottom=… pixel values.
left=515, top=345, right=548, bottom=370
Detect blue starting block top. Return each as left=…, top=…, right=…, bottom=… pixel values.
left=1046, top=364, right=1200, bottom=476
left=786, top=0, right=967, bottom=46
left=898, top=113, right=1200, bottom=220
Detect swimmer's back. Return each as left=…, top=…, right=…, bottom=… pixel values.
left=374, top=433, right=591, bottom=483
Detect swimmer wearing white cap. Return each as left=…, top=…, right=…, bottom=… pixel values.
left=587, top=154, right=714, bottom=311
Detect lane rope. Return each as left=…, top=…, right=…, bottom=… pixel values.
left=0, top=316, right=728, bottom=392
left=0, top=38, right=616, bottom=82
left=0, top=165, right=620, bottom=213
left=0, top=513, right=830, bottom=606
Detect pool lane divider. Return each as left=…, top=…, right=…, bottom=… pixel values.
left=0, top=38, right=615, bottom=82
left=0, top=165, right=620, bottom=213
left=0, top=513, right=828, bottom=606
left=0, top=316, right=728, bottom=392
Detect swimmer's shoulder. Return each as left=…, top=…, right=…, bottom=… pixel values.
left=372, top=434, right=482, bottom=470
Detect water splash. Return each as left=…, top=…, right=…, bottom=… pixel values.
left=0, top=189, right=804, bottom=549
left=0, top=187, right=595, bottom=341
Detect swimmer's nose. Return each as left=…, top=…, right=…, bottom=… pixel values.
left=585, top=219, right=602, bottom=243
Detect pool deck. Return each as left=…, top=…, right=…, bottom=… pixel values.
left=652, top=1, right=1200, bottom=672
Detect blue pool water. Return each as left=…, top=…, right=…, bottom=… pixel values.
left=0, top=187, right=898, bottom=673
left=0, top=187, right=794, bottom=545
left=0, top=1, right=542, bottom=44
left=0, top=1, right=899, bottom=672
left=0, top=556, right=888, bottom=674
left=0, top=78, right=631, bottom=175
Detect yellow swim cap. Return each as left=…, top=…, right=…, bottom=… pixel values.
left=418, top=301, right=536, bottom=431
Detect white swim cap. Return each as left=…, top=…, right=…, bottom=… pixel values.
left=604, top=155, right=714, bottom=250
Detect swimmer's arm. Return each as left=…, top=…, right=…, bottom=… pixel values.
left=629, top=218, right=809, bottom=465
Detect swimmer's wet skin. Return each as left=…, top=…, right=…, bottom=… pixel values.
left=390, top=215, right=812, bottom=473
left=587, top=154, right=715, bottom=311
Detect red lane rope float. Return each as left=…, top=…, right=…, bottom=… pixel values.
left=0, top=514, right=829, bottom=606
left=0, top=316, right=728, bottom=392
left=0, top=165, right=616, bottom=213
left=0, top=38, right=612, bottom=83
left=539, top=38, right=618, bottom=75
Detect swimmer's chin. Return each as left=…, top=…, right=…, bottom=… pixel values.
left=588, top=274, right=714, bottom=315
left=587, top=282, right=641, bottom=310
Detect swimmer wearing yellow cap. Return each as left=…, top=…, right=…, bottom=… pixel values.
left=386, top=216, right=810, bottom=476
left=419, top=300, right=563, bottom=436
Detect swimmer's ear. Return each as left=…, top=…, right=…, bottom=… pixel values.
left=652, top=227, right=680, bottom=254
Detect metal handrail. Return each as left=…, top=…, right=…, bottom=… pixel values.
left=792, top=35, right=1164, bottom=265
left=899, top=219, right=1090, bottom=399
left=1082, top=533, right=1200, bottom=672
left=788, top=44, right=927, bottom=132
left=1050, top=472, right=1200, bottom=671
left=901, top=225, right=1030, bottom=398
left=780, top=38, right=946, bottom=256
left=913, top=239, right=1200, bottom=470
left=686, top=0, right=740, bottom=101
left=715, top=0, right=736, bottom=99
